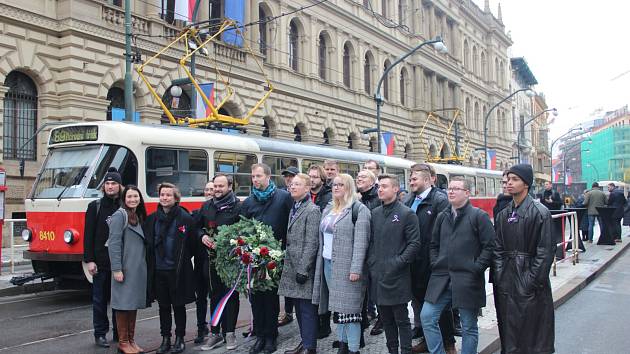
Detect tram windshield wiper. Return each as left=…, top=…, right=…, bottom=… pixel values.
left=56, top=166, right=88, bottom=201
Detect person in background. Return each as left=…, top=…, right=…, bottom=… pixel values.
left=193, top=180, right=215, bottom=345
left=323, top=160, right=340, bottom=187
left=279, top=173, right=322, bottom=354
left=281, top=166, right=300, bottom=191
left=398, top=189, right=408, bottom=202
left=583, top=182, right=607, bottom=243
left=607, top=183, right=626, bottom=242
left=308, top=165, right=332, bottom=212
left=204, top=181, right=215, bottom=200
left=540, top=181, right=562, bottom=210
left=363, top=159, right=382, bottom=176
left=368, top=174, right=420, bottom=354
left=312, top=174, right=370, bottom=354
left=108, top=185, right=148, bottom=354
left=493, top=171, right=512, bottom=225
left=84, top=167, right=123, bottom=348
left=421, top=177, right=495, bottom=354
left=494, top=164, right=555, bottom=354
left=278, top=166, right=300, bottom=327
left=623, top=192, right=630, bottom=228
left=145, top=183, right=198, bottom=354
left=199, top=174, right=242, bottom=351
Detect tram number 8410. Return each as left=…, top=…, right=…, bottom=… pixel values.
left=39, top=231, right=55, bottom=241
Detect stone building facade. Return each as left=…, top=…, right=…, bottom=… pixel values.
left=0, top=0, right=516, bottom=232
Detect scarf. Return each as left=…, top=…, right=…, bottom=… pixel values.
left=252, top=180, right=276, bottom=202
left=214, top=191, right=237, bottom=212
left=155, top=204, right=179, bottom=258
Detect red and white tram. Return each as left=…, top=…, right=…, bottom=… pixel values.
left=21, top=121, right=503, bottom=281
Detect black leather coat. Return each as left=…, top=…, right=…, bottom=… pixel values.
left=493, top=195, right=555, bottom=354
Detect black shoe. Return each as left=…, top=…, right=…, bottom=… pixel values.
left=412, top=327, right=422, bottom=340
left=332, top=340, right=340, bottom=348
left=249, top=337, right=266, bottom=354
left=156, top=336, right=171, bottom=354
left=112, top=331, right=119, bottom=342
left=370, top=319, right=383, bottom=336
left=94, top=336, right=110, bottom=348
left=337, top=342, right=349, bottom=354
left=360, top=331, right=365, bottom=348
left=349, top=351, right=360, bottom=354
left=263, top=337, right=277, bottom=353
left=318, top=323, right=332, bottom=339
left=194, top=326, right=209, bottom=344
left=171, top=336, right=185, bottom=354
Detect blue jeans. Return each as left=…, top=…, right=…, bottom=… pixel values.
left=588, top=215, right=603, bottom=241
left=421, top=288, right=478, bottom=354
left=92, top=270, right=116, bottom=337
left=323, top=258, right=361, bottom=352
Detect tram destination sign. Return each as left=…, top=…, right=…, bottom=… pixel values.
left=50, top=126, right=98, bottom=144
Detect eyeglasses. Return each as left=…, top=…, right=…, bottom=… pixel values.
left=332, top=183, right=345, bottom=188
left=447, top=187, right=468, bottom=193
left=501, top=181, right=508, bottom=185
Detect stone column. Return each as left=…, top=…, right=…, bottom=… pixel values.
left=247, top=0, right=259, bottom=56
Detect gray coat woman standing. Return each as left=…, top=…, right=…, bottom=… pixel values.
left=108, top=185, right=148, bottom=354
left=312, top=174, right=370, bottom=354
left=278, top=173, right=322, bottom=354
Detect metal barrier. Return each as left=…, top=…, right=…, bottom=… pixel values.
left=1, top=218, right=27, bottom=274
left=551, top=212, right=579, bottom=276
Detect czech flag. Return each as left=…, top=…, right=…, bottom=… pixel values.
left=174, top=0, right=197, bottom=22
left=486, top=149, right=497, bottom=170
left=380, top=132, right=395, bottom=156
left=195, top=83, right=215, bottom=118
left=565, top=170, right=573, bottom=186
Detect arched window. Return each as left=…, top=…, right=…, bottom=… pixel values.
left=323, top=130, right=330, bottom=145
left=106, top=86, right=125, bottom=121
left=383, top=60, right=391, bottom=100
left=262, top=120, right=270, bottom=137
left=259, top=5, right=268, bottom=60
left=294, top=125, right=302, bottom=142
left=3, top=71, right=38, bottom=160
left=472, top=45, right=479, bottom=75
left=318, top=32, right=327, bottom=80
left=161, top=86, right=191, bottom=124
left=463, top=40, right=470, bottom=69
left=499, top=61, right=505, bottom=88
left=404, top=143, right=411, bottom=159
left=398, top=0, right=406, bottom=26
left=382, top=0, right=388, bottom=18
left=481, top=51, right=487, bottom=79
left=364, top=51, right=373, bottom=94
left=347, top=134, right=354, bottom=149
left=474, top=101, right=480, bottom=130
left=400, top=68, right=408, bottom=106
left=288, top=20, right=299, bottom=71
left=369, top=136, right=377, bottom=152
left=343, top=42, right=352, bottom=88
left=494, top=57, right=500, bottom=83
left=465, top=98, right=471, bottom=128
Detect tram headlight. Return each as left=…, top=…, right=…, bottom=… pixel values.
left=21, top=229, right=33, bottom=242
left=63, top=229, right=75, bottom=244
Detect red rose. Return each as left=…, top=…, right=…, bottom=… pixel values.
left=241, top=252, right=251, bottom=264
left=259, top=246, right=269, bottom=257
left=235, top=247, right=242, bottom=256
left=207, top=221, right=217, bottom=228
left=237, top=237, right=245, bottom=246
left=266, top=261, right=276, bottom=270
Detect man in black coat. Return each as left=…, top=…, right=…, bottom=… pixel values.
left=368, top=174, right=420, bottom=354
left=357, top=169, right=381, bottom=211
left=83, top=168, right=122, bottom=348
left=607, top=183, right=626, bottom=242
left=145, top=183, right=198, bottom=354
left=192, top=181, right=213, bottom=344
left=308, top=165, right=332, bottom=212
left=198, top=174, right=242, bottom=350
left=241, top=163, right=293, bottom=354
left=403, top=164, right=455, bottom=353
left=540, top=181, right=562, bottom=210
left=421, top=177, right=495, bottom=354
left=494, top=164, right=555, bottom=354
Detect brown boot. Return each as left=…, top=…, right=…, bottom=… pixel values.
left=116, top=311, right=136, bottom=354
left=444, top=341, right=457, bottom=354
left=128, top=310, right=144, bottom=353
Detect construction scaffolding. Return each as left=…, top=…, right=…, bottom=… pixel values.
left=419, top=108, right=471, bottom=164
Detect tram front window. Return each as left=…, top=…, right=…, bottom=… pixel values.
left=32, top=146, right=101, bottom=199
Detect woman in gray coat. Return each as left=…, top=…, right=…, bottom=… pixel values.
left=108, top=185, right=148, bottom=354
left=278, top=173, right=321, bottom=354
left=312, top=174, right=370, bottom=354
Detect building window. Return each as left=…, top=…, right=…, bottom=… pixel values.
left=262, top=120, right=270, bottom=137
left=259, top=6, right=268, bottom=60
left=382, top=0, right=388, bottom=18
left=364, top=52, right=373, bottom=94
left=161, top=86, right=191, bottom=124
left=294, top=125, right=302, bottom=142
left=343, top=43, right=352, bottom=88
left=383, top=60, right=391, bottom=100
left=348, top=134, right=354, bottom=149
left=398, top=0, right=406, bottom=26
left=318, top=33, right=327, bottom=80
left=400, top=68, right=408, bottom=106
left=3, top=71, right=38, bottom=160
left=323, top=129, right=332, bottom=145
left=106, top=86, right=125, bottom=121
left=288, top=20, right=299, bottom=71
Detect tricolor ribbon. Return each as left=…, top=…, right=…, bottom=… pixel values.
left=210, top=267, right=243, bottom=327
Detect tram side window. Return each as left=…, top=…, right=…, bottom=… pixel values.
left=86, top=145, right=138, bottom=198
left=386, top=167, right=407, bottom=190
left=486, top=178, right=496, bottom=197
left=464, top=175, right=477, bottom=196
left=214, top=151, right=257, bottom=197
left=338, top=162, right=360, bottom=178
left=263, top=155, right=298, bottom=189
left=146, top=148, right=208, bottom=197
left=301, top=159, right=324, bottom=172
left=476, top=177, right=486, bottom=197
left=436, top=174, right=448, bottom=191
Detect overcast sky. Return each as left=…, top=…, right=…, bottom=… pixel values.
left=476, top=0, right=630, bottom=141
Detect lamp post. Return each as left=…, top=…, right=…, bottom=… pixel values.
left=372, top=37, right=447, bottom=153
left=586, top=163, right=600, bottom=181
left=549, top=126, right=583, bottom=182
left=561, top=142, right=584, bottom=194
left=484, top=88, right=535, bottom=168
left=517, top=108, right=558, bottom=163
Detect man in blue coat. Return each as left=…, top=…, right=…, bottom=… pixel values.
left=607, top=183, right=626, bottom=242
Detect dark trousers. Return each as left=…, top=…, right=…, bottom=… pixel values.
left=379, top=304, right=413, bottom=354
left=294, top=298, right=318, bottom=350
left=251, top=288, right=280, bottom=339
left=612, top=218, right=622, bottom=240
left=209, top=266, right=240, bottom=334
left=92, top=269, right=117, bottom=337
left=156, top=270, right=187, bottom=337
left=194, top=260, right=209, bottom=331
left=284, top=297, right=294, bottom=314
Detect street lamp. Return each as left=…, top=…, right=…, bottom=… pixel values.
left=586, top=163, right=600, bottom=181
left=484, top=88, right=535, bottom=168
left=371, top=37, right=447, bottom=153
left=549, top=126, right=583, bottom=182
left=561, top=141, right=585, bottom=194
left=517, top=108, right=558, bottom=163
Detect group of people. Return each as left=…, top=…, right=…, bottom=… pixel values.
left=84, top=160, right=558, bottom=354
